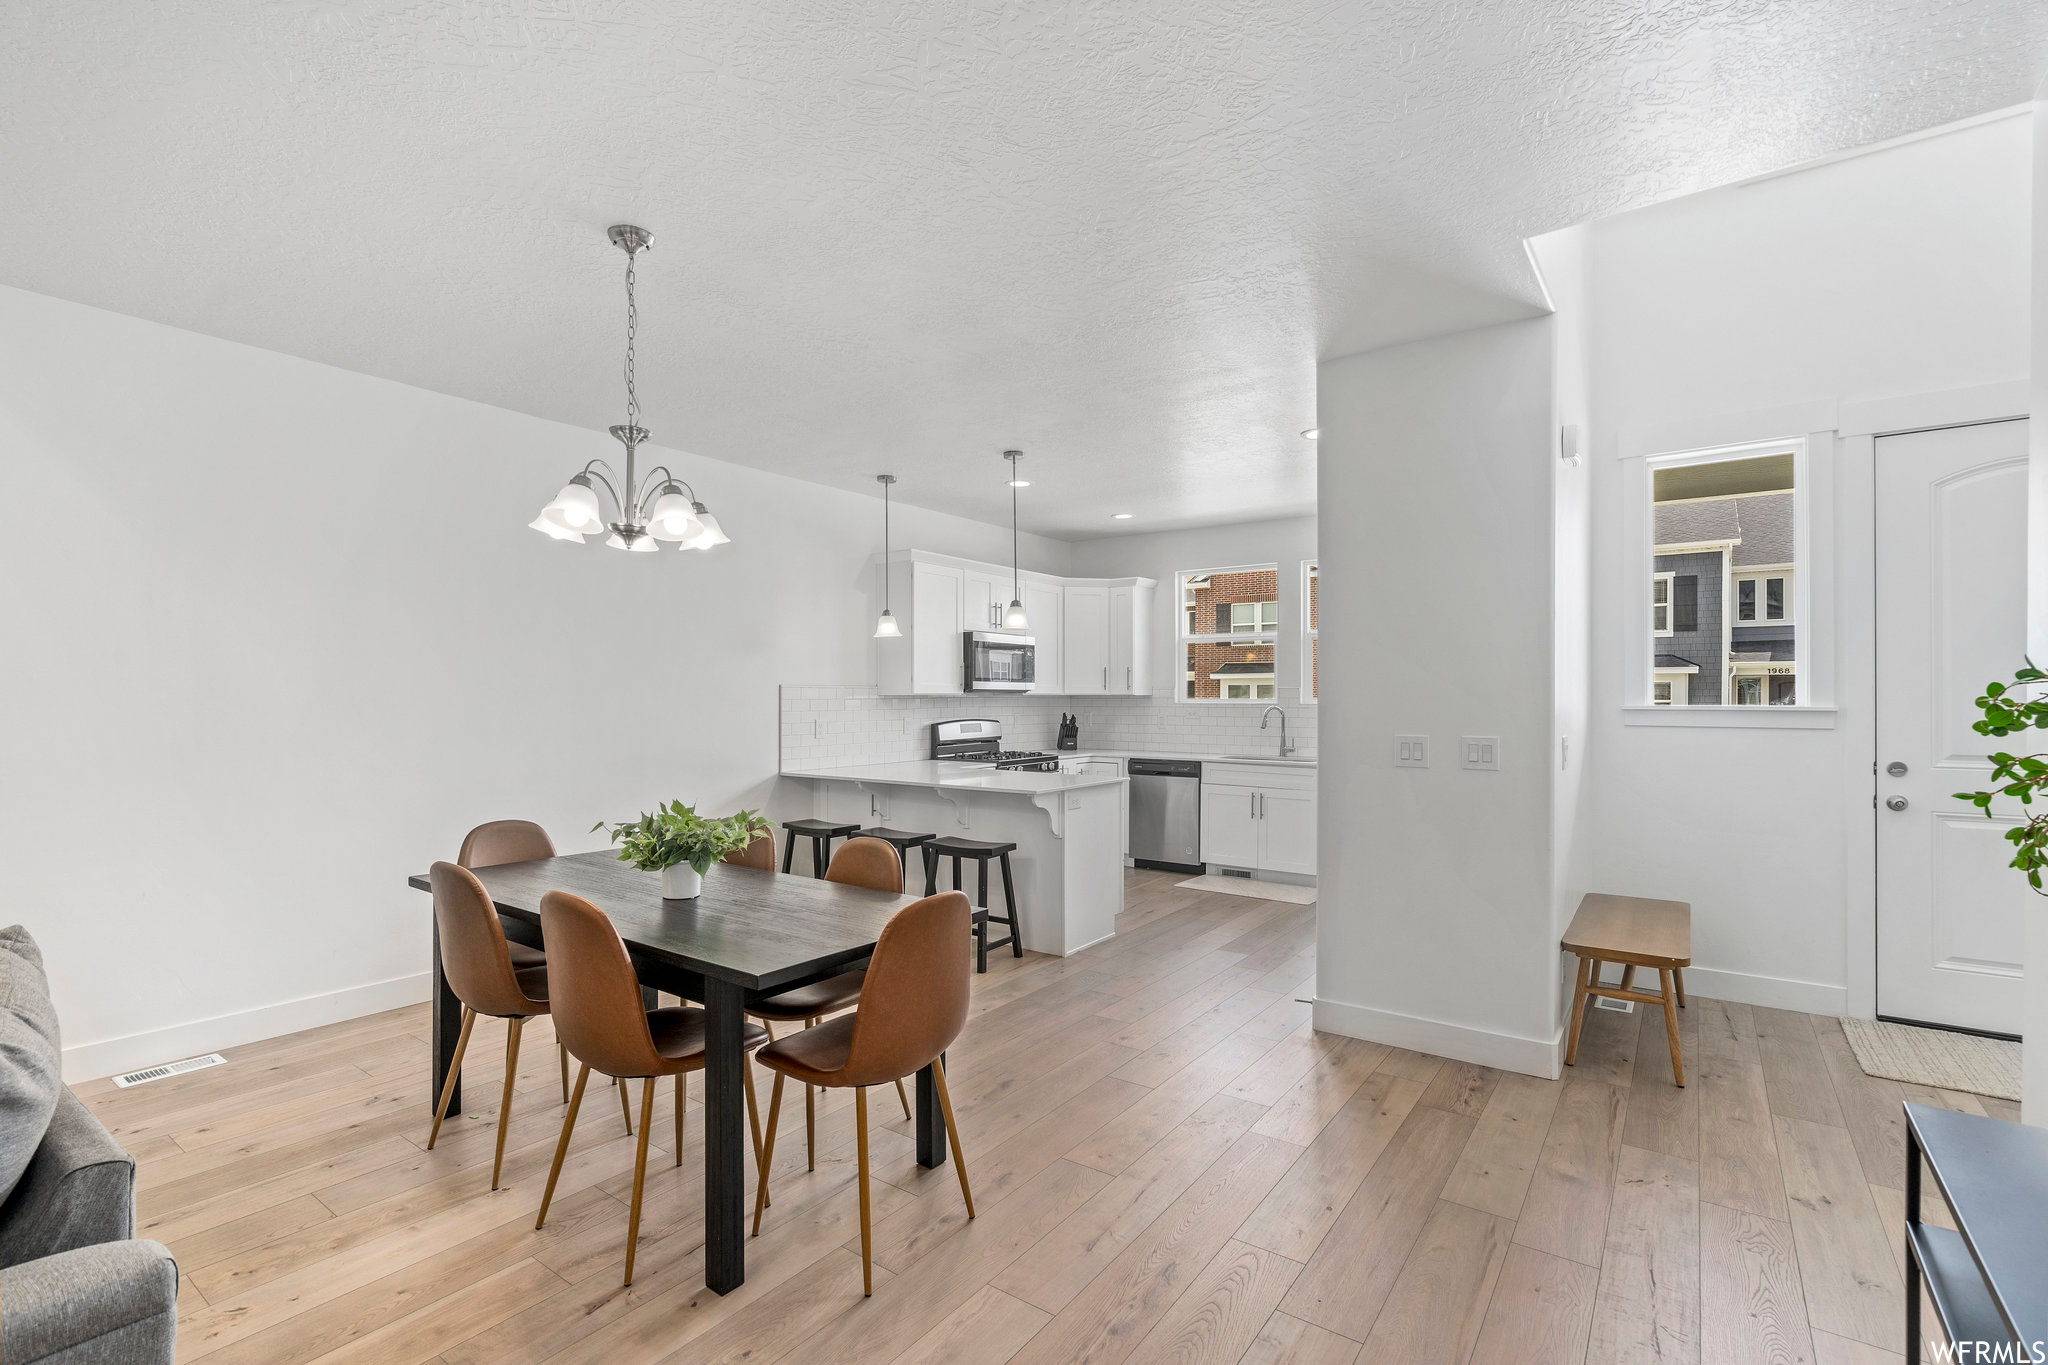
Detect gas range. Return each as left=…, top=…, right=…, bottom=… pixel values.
left=929, top=719, right=1063, bottom=773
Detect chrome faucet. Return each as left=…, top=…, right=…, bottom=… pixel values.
left=1259, top=705, right=1294, bottom=756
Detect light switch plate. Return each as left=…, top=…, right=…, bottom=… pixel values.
left=1461, top=736, right=1500, bottom=771
left=1395, top=735, right=1429, bottom=768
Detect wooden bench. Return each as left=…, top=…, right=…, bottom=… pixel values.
left=1562, top=892, right=1691, bottom=1086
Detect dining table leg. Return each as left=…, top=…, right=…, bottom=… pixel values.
left=431, top=918, right=463, bottom=1117
left=702, top=977, right=747, bottom=1294
left=915, top=1053, right=948, bottom=1169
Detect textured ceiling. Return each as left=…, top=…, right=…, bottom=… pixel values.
left=3, top=2, right=2045, bottom=538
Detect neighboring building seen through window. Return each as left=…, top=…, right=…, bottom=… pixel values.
left=1649, top=450, right=1797, bottom=706
left=1303, top=561, right=1318, bottom=702
left=1179, top=565, right=1279, bottom=701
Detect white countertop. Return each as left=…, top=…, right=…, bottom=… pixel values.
left=1062, top=749, right=1317, bottom=769
left=783, top=759, right=1128, bottom=794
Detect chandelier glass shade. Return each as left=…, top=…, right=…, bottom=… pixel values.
left=531, top=224, right=729, bottom=553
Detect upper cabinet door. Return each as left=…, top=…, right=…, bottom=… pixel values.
left=962, top=568, right=1006, bottom=633
left=1022, top=580, right=1063, bottom=690
left=1063, top=583, right=1109, bottom=694
left=1108, top=585, right=1135, bottom=694
left=911, top=562, right=965, bottom=694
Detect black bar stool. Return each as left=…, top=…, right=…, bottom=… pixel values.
left=854, top=827, right=935, bottom=877
left=922, top=836, right=1021, bottom=972
left=780, top=819, right=860, bottom=878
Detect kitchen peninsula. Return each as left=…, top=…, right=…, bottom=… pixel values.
left=778, top=759, right=1127, bottom=955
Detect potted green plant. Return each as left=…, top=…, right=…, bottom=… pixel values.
left=592, top=803, right=775, bottom=900
left=1956, top=661, right=2048, bottom=894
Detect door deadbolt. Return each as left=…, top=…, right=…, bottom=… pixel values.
left=1886, top=761, right=1908, bottom=777
left=1886, top=795, right=1909, bottom=812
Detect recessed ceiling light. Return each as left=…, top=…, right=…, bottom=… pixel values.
left=1112, top=512, right=1134, bottom=519
left=1301, top=428, right=1320, bottom=440
left=1008, top=479, right=1030, bottom=488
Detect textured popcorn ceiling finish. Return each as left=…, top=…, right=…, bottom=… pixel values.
left=3, top=3, right=2044, bottom=537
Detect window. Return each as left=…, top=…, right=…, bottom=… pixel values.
left=1302, top=561, right=1318, bottom=703
left=1177, top=564, right=1279, bottom=703
left=1646, top=442, right=1800, bottom=708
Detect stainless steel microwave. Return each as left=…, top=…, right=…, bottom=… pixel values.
left=963, top=631, right=1035, bottom=691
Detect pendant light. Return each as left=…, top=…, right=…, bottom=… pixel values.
left=530, top=224, right=731, bottom=553
left=1001, top=450, right=1029, bottom=630
left=873, top=474, right=902, bottom=639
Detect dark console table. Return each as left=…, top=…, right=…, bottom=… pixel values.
left=1904, top=1102, right=2048, bottom=1361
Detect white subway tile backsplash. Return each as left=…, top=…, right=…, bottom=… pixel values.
left=776, top=684, right=1316, bottom=772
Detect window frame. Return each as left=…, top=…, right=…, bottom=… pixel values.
left=1732, top=565, right=1795, bottom=625
left=1175, top=562, right=1283, bottom=705
left=1622, top=434, right=1834, bottom=728
left=1651, top=571, right=1675, bottom=637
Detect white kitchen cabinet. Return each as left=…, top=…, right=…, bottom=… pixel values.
left=1062, top=583, right=1109, bottom=694
left=876, top=550, right=1151, bottom=697
left=1200, top=784, right=1261, bottom=867
left=1200, top=763, right=1316, bottom=874
left=1022, top=580, right=1063, bottom=691
left=1108, top=580, right=1154, bottom=694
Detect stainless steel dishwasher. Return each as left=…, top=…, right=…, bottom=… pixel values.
left=1128, top=758, right=1203, bottom=873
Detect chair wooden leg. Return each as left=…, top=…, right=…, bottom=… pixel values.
left=744, top=1054, right=766, bottom=1189
left=930, top=1058, right=975, bottom=1218
left=894, top=1077, right=912, bottom=1122
left=1619, top=964, right=1636, bottom=995
left=623, top=1077, right=656, bottom=1286
left=536, top=1062, right=590, bottom=1229
left=491, top=1017, right=524, bottom=1191
left=752, top=1071, right=784, bottom=1237
left=1564, top=955, right=1593, bottom=1067
left=427, top=1006, right=476, bottom=1150
left=804, top=1017, right=817, bottom=1172
left=674, top=1071, right=686, bottom=1167
left=616, top=1074, right=634, bottom=1135
left=1660, top=968, right=1686, bottom=1088
left=1674, top=966, right=1687, bottom=1008
left=854, top=1086, right=873, bottom=1297
left=558, top=1041, right=570, bottom=1104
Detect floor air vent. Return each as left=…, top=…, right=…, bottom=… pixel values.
left=112, top=1053, right=227, bottom=1088
left=1592, top=997, right=1635, bottom=1014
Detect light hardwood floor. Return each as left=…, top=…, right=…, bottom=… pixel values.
left=80, top=868, right=2011, bottom=1365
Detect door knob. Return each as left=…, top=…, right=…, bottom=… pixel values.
left=1886, top=761, right=1908, bottom=777
left=1886, top=795, right=1909, bottom=811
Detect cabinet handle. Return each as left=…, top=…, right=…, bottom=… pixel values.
left=1102, top=666, right=1107, bottom=690
left=1126, top=666, right=1132, bottom=689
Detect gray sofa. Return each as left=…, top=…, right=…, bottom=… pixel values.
left=0, top=926, right=177, bottom=1364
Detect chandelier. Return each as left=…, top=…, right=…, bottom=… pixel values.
left=529, top=225, right=729, bottom=553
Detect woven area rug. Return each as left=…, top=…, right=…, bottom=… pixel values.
left=1838, top=1016, right=2022, bottom=1102
left=1173, top=874, right=1317, bottom=905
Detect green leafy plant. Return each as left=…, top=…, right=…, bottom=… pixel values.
left=1955, top=661, right=2048, bottom=894
left=592, top=803, right=775, bottom=878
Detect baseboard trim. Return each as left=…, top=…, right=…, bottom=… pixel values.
left=1677, top=966, right=1845, bottom=1016
left=1312, top=996, right=1562, bottom=1079
left=62, top=972, right=432, bottom=1084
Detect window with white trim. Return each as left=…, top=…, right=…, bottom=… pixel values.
left=1645, top=441, right=1802, bottom=708
left=1177, top=564, right=1278, bottom=703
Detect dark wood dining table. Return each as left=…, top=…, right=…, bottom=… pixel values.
left=406, top=850, right=934, bottom=1294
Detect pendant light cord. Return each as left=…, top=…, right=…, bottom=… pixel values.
left=1012, top=463, right=1020, bottom=601
left=884, top=479, right=892, bottom=613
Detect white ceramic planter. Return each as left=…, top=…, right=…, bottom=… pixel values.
left=660, top=863, right=703, bottom=899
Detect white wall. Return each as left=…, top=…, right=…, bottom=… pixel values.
left=1575, top=112, right=2033, bottom=1016
left=1066, top=515, right=1318, bottom=705
left=1316, top=318, right=1563, bottom=1074
left=0, top=284, right=1068, bottom=1081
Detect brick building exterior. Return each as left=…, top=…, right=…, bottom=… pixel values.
left=1183, top=568, right=1279, bottom=700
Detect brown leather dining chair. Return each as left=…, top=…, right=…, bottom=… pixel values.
left=426, top=862, right=566, bottom=1191
left=750, top=889, right=977, bottom=1296
left=533, top=889, right=770, bottom=1287
left=457, top=820, right=636, bottom=1132
left=745, top=838, right=912, bottom=1178
left=722, top=830, right=776, bottom=871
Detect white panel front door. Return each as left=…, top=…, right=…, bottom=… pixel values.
left=1875, top=419, right=2030, bottom=1036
